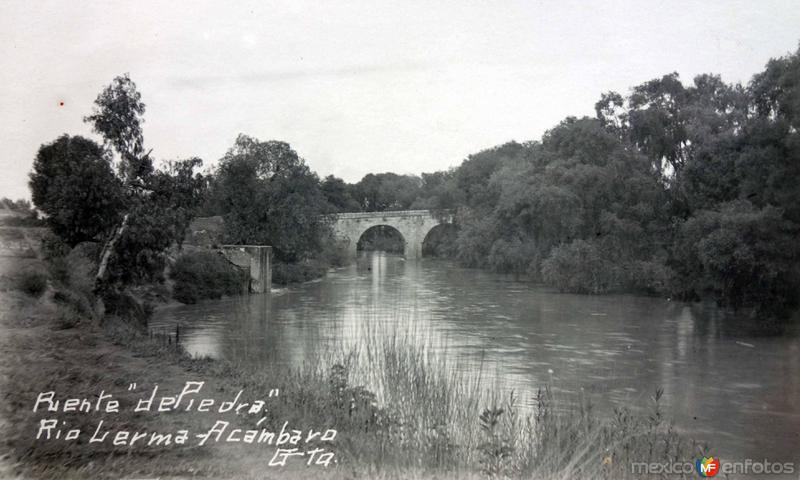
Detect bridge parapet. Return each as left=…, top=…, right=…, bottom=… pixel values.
left=329, top=209, right=454, bottom=259
left=330, top=209, right=452, bottom=220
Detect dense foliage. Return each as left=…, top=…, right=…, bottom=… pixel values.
left=324, top=46, right=800, bottom=322
left=29, top=135, right=124, bottom=245
left=203, top=135, right=330, bottom=263
left=30, top=75, right=207, bottom=297
left=170, top=251, right=246, bottom=304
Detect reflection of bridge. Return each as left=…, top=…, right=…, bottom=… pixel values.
left=330, top=210, right=454, bottom=259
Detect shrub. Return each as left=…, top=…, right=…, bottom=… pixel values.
left=674, top=201, right=800, bottom=314
left=54, top=306, right=82, bottom=329
left=488, top=237, right=537, bottom=274
left=317, top=236, right=351, bottom=268
left=17, top=269, right=48, bottom=297
left=40, top=232, right=71, bottom=260
left=53, top=289, right=94, bottom=319
left=272, top=260, right=328, bottom=285
left=541, top=239, right=619, bottom=294
left=170, top=251, right=246, bottom=304
left=628, top=259, right=676, bottom=295
left=101, top=289, right=154, bottom=327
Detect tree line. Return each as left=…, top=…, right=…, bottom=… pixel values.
left=316, top=46, right=800, bottom=323
left=28, top=45, right=800, bottom=324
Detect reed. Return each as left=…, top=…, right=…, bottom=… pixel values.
left=182, top=321, right=707, bottom=479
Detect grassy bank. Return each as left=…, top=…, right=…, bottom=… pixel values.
left=0, top=223, right=707, bottom=479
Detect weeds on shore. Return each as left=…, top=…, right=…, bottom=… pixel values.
left=306, top=328, right=703, bottom=479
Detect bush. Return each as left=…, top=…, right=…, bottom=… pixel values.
left=541, top=239, right=619, bottom=294
left=487, top=237, right=537, bottom=274
left=628, top=259, right=676, bottom=295
left=674, top=201, right=800, bottom=314
left=317, top=236, right=351, bottom=268
left=272, top=260, right=328, bottom=285
left=170, top=251, right=246, bottom=304
left=53, top=289, right=94, bottom=319
left=17, top=269, right=48, bottom=297
left=41, top=232, right=71, bottom=260
left=101, top=289, right=154, bottom=327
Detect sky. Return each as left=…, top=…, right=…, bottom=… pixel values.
left=1, top=0, right=799, bottom=200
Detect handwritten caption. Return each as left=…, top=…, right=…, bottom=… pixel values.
left=31, top=381, right=337, bottom=467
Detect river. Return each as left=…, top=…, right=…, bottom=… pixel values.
left=152, top=252, right=800, bottom=463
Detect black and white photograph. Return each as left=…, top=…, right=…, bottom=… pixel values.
left=1, top=1, right=799, bottom=478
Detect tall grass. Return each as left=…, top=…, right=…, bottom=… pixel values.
left=194, top=323, right=706, bottom=479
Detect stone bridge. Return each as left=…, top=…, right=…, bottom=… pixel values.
left=329, top=210, right=454, bottom=259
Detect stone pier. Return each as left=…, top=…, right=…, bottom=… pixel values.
left=220, top=245, right=272, bottom=293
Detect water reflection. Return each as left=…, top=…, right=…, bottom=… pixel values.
left=152, top=252, right=800, bottom=462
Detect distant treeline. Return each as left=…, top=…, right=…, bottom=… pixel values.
left=28, top=46, right=800, bottom=322
left=308, top=46, right=800, bottom=322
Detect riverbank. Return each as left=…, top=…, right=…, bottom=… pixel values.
left=1, top=221, right=706, bottom=479
left=0, top=224, right=340, bottom=479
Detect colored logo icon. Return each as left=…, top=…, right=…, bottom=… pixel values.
left=696, top=457, right=720, bottom=477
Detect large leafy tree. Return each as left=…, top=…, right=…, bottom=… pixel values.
left=351, top=173, right=422, bottom=211
left=410, top=170, right=463, bottom=210
left=321, top=175, right=360, bottom=212
left=452, top=118, right=669, bottom=291
left=589, top=47, right=800, bottom=315
left=212, top=134, right=329, bottom=262
left=105, top=157, right=207, bottom=285
left=29, top=135, right=124, bottom=245
left=674, top=201, right=799, bottom=316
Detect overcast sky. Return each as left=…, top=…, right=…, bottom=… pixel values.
left=2, top=0, right=799, bottom=200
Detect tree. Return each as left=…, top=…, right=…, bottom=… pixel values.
left=455, top=142, right=526, bottom=209
left=150, top=157, right=208, bottom=247
left=674, top=201, right=800, bottom=316
left=410, top=170, right=463, bottom=210
left=29, top=135, right=124, bottom=246
left=351, top=173, right=422, bottom=211
left=750, top=44, right=800, bottom=129
left=83, top=74, right=154, bottom=288
left=84, top=73, right=151, bottom=184
left=82, top=75, right=205, bottom=288
left=213, top=134, right=330, bottom=262
left=103, top=157, right=207, bottom=285
left=321, top=175, right=360, bottom=212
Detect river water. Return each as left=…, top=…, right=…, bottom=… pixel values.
left=152, top=252, right=800, bottom=463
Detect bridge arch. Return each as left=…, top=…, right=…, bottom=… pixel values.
left=330, top=210, right=453, bottom=259
left=421, top=222, right=459, bottom=257
left=356, top=224, right=405, bottom=254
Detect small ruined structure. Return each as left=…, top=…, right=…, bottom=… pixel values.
left=330, top=210, right=454, bottom=259
left=220, top=245, right=272, bottom=293
left=184, top=216, right=272, bottom=293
